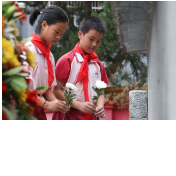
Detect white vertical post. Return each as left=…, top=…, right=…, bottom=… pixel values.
left=48, top=1, right=51, bottom=7
left=148, top=1, right=176, bottom=119
left=129, top=90, right=147, bottom=120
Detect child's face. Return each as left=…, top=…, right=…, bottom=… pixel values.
left=40, top=21, right=67, bottom=45
left=78, top=29, right=103, bottom=54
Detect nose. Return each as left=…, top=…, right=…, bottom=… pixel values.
left=56, top=34, right=62, bottom=40
left=92, top=41, right=96, bottom=47
left=56, top=37, right=60, bottom=41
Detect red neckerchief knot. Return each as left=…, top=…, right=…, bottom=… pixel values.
left=31, top=33, right=54, bottom=93
left=73, top=43, right=98, bottom=120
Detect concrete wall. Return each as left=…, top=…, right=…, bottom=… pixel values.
left=148, top=1, right=176, bottom=120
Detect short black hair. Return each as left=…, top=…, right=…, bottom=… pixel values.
left=80, top=16, right=106, bottom=35
left=29, top=5, right=69, bottom=34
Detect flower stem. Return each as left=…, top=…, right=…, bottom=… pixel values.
left=63, top=113, right=65, bottom=120
left=93, top=99, right=98, bottom=120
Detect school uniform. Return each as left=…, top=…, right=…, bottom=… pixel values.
left=52, top=43, right=109, bottom=120
left=25, top=34, right=57, bottom=120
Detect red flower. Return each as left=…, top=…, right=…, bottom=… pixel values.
left=15, top=8, right=27, bottom=25
left=12, top=102, right=16, bottom=108
left=25, top=78, right=31, bottom=85
left=2, top=112, right=8, bottom=120
left=36, top=98, right=40, bottom=105
left=2, top=81, right=7, bottom=92
left=10, top=2, right=27, bottom=24
left=11, top=2, right=16, bottom=6
left=26, top=90, right=40, bottom=108
left=27, top=107, right=34, bottom=115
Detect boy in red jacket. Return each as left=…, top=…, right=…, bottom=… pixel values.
left=52, top=16, right=109, bottom=120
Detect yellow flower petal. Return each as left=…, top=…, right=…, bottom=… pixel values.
left=26, top=51, right=35, bottom=68
left=10, top=23, right=18, bottom=36
left=2, top=37, right=15, bottom=64
left=16, top=89, right=27, bottom=102
left=9, top=54, right=21, bottom=67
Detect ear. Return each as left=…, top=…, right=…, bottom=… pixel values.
left=78, top=31, right=83, bottom=39
left=41, top=21, right=48, bottom=29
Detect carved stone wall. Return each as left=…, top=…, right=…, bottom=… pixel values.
left=111, top=1, right=152, bottom=54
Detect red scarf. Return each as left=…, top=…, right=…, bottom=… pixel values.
left=73, top=43, right=98, bottom=120
left=31, top=33, right=54, bottom=93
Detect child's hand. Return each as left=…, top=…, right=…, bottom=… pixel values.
left=95, top=106, right=105, bottom=118
left=64, top=104, right=71, bottom=113
left=45, top=99, right=70, bottom=113
left=79, top=102, right=96, bottom=114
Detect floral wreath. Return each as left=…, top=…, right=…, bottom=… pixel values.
left=2, top=1, right=45, bottom=120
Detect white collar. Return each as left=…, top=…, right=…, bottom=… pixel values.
left=75, top=52, right=97, bottom=63
left=34, top=44, right=49, bottom=54
left=34, top=45, right=42, bottom=53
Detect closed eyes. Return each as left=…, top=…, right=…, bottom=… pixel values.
left=55, top=30, right=64, bottom=36
left=89, top=38, right=101, bottom=43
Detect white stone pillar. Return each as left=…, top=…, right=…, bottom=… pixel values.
left=148, top=1, right=176, bottom=119
left=129, top=90, right=147, bottom=120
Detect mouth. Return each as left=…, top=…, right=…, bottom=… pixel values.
left=53, top=40, right=57, bottom=43
left=90, top=48, right=95, bottom=51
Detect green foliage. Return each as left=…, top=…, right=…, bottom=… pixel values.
left=2, top=66, right=23, bottom=76
left=139, top=64, right=148, bottom=86
left=10, top=76, right=28, bottom=91
left=16, top=36, right=22, bottom=41
left=109, top=70, right=132, bottom=88
left=63, top=86, right=77, bottom=105
left=62, top=86, right=77, bottom=120
left=92, top=86, right=109, bottom=104
left=36, top=85, right=48, bottom=91
left=124, top=54, right=147, bottom=81
left=17, top=73, right=29, bottom=77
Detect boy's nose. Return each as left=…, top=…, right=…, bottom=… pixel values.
left=92, top=41, right=96, bottom=47
left=56, top=34, right=62, bottom=40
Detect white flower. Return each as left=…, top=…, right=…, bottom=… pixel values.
left=3, top=23, right=16, bottom=46
left=66, top=83, right=77, bottom=91
left=17, top=2, right=26, bottom=8
left=95, top=80, right=107, bottom=89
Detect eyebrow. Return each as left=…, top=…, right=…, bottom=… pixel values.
left=57, top=28, right=64, bottom=33
left=89, top=36, right=102, bottom=40
left=56, top=28, right=61, bottom=32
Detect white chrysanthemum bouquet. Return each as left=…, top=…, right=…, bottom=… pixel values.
left=62, top=83, right=77, bottom=120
